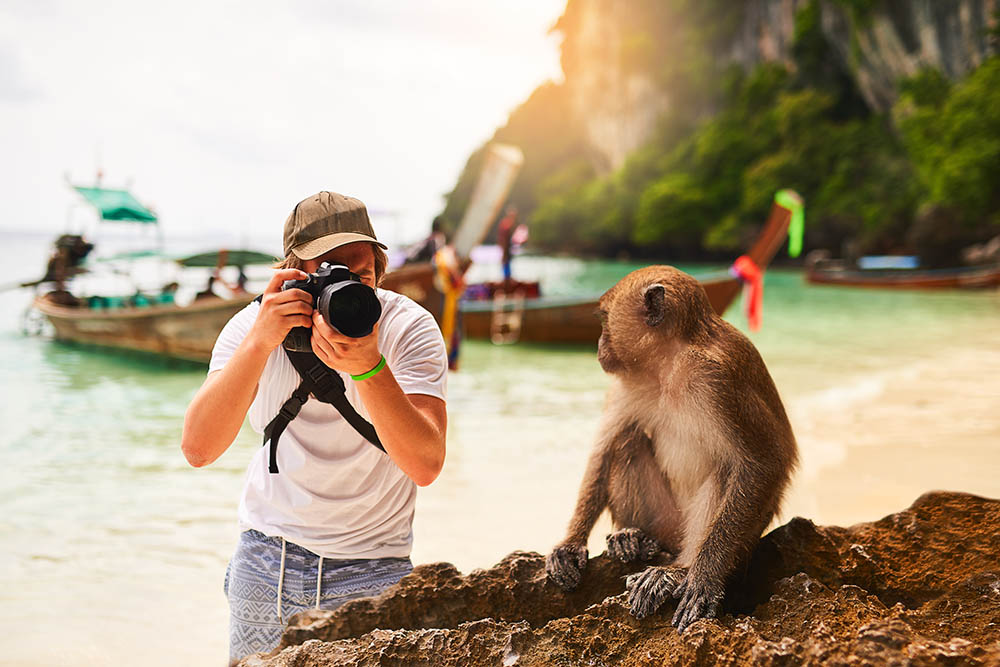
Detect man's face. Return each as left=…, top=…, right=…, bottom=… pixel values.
left=302, top=242, right=376, bottom=288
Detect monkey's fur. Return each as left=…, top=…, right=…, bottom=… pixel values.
left=545, top=266, right=797, bottom=632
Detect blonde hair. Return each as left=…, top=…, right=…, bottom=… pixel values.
left=275, top=243, right=388, bottom=287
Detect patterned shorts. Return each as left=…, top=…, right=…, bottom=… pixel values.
left=224, top=529, right=412, bottom=664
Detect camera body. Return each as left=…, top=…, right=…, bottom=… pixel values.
left=280, top=262, right=382, bottom=352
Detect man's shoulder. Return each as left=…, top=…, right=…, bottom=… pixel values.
left=233, top=298, right=261, bottom=323
left=377, top=288, right=434, bottom=323
left=376, top=289, right=444, bottom=352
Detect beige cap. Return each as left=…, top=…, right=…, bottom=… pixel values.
left=283, top=191, right=388, bottom=260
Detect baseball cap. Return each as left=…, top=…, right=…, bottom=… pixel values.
left=283, top=191, right=388, bottom=260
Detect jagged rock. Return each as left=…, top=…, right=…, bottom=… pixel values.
left=240, top=492, right=1000, bottom=666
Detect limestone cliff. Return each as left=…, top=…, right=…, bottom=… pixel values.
left=558, top=0, right=997, bottom=173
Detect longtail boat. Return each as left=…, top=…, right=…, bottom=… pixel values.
left=31, top=183, right=277, bottom=363
left=805, top=256, right=1000, bottom=289
left=457, top=195, right=796, bottom=344
left=34, top=291, right=259, bottom=362
left=387, top=189, right=797, bottom=346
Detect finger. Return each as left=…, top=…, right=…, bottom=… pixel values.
left=313, top=313, right=364, bottom=348
left=270, top=299, right=314, bottom=318
left=312, top=328, right=348, bottom=367
left=265, top=268, right=309, bottom=294
left=266, top=287, right=313, bottom=305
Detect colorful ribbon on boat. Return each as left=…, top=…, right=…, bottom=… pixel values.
left=433, top=246, right=465, bottom=370
left=774, top=189, right=804, bottom=258
left=729, top=255, right=763, bottom=332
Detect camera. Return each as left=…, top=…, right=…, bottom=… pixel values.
left=281, top=262, right=382, bottom=352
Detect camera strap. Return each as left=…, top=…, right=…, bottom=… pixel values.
left=254, top=297, right=385, bottom=474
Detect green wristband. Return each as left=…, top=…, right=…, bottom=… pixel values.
left=351, top=355, right=386, bottom=381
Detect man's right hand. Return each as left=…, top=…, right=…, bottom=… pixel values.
left=248, top=269, right=314, bottom=352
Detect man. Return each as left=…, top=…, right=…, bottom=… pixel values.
left=496, top=206, right=517, bottom=286
left=181, top=191, right=448, bottom=663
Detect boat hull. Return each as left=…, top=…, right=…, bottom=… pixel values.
left=34, top=294, right=256, bottom=363
left=459, top=274, right=741, bottom=345
left=384, top=198, right=789, bottom=345
left=806, top=263, right=1000, bottom=289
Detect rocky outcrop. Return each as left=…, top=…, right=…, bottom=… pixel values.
left=559, top=0, right=997, bottom=172
left=818, top=0, right=998, bottom=112
left=240, top=491, right=1000, bottom=666
left=730, top=0, right=998, bottom=112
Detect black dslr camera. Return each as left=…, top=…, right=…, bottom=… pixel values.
left=281, top=262, right=382, bottom=352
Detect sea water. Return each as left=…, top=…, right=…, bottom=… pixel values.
left=1, top=231, right=998, bottom=665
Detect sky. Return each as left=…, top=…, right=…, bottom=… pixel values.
left=0, top=0, right=565, bottom=251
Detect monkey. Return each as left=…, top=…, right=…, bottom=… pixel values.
left=545, top=265, right=797, bottom=632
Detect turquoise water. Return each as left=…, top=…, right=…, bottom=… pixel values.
left=2, top=232, right=999, bottom=665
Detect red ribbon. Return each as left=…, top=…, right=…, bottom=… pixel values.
left=730, top=255, right=763, bottom=331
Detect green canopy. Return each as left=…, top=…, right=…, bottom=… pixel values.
left=74, top=186, right=158, bottom=222
left=175, top=249, right=278, bottom=268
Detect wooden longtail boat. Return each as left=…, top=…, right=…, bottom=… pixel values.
left=34, top=291, right=258, bottom=363
left=31, top=183, right=278, bottom=363
left=387, top=196, right=796, bottom=345
left=460, top=198, right=794, bottom=344
left=805, top=259, right=1000, bottom=289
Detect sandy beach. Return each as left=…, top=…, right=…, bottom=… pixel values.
left=782, top=330, right=1000, bottom=529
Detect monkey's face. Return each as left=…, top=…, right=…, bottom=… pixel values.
left=597, top=266, right=712, bottom=375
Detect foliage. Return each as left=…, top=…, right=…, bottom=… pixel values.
left=894, top=57, right=1000, bottom=228
left=529, top=59, right=920, bottom=258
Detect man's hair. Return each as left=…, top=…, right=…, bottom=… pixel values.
left=274, top=242, right=388, bottom=286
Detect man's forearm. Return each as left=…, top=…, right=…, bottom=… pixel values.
left=181, top=337, right=271, bottom=467
left=353, top=366, right=446, bottom=486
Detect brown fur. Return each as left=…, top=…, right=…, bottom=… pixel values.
left=546, top=266, right=798, bottom=631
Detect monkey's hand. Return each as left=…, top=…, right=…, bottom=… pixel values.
left=671, top=571, right=724, bottom=633
left=626, top=565, right=686, bottom=620
left=606, top=527, right=663, bottom=563
left=545, top=542, right=589, bottom=591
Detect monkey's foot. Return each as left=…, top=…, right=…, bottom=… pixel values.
left=671, top=573, right=723, bottom=633
left=545, top=542, right=589, bottom=591
left=606, top=527, right=663, bottom=563
left=625, top=565, right=686, bottom=619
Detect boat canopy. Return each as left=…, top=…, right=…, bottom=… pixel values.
left=73, top=186, right=158, bottom=222
left=175, top=249, right=278, bottom=267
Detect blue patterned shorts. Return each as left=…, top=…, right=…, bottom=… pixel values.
left=224, top=529, right=412, bottom=664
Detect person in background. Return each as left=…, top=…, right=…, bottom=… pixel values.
left=432, top=240, right=465, bottom=371
left=194, top=274, right=218, bottom=300
left=496, top=206, right=517, bottom=288
left=181, top=191, right=449, bottom=664
left=406, top=217, right=446, bottom=264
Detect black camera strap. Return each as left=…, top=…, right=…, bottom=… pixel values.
left=254, top=297, right=385, bottom=474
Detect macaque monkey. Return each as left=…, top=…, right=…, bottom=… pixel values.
left=546, top=266, right=797, bottom=632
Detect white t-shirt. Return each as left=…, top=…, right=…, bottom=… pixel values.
left=209, top=288, right=448, bottom=559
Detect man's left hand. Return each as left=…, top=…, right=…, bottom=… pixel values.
left=310, top=311, right=383, bottom=377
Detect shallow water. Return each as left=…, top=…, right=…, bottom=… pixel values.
left=1, top=232, right=998, bottom=665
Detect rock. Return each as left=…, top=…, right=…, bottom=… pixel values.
left=556, top=0, right=995, bottom=172
left=240, top=492, right=1000, bottom=665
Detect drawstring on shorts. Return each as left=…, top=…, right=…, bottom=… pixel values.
left=316, top=556, right=324, bottom=609
left=276, top=538, right=287, bottom=623
left=275, top=537, right=324, bottom=621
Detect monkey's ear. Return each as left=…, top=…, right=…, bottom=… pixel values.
left=643, top=284, right=665, bottom=327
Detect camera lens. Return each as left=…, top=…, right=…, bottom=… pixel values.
left=317, top=281, right=382, bottom=338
